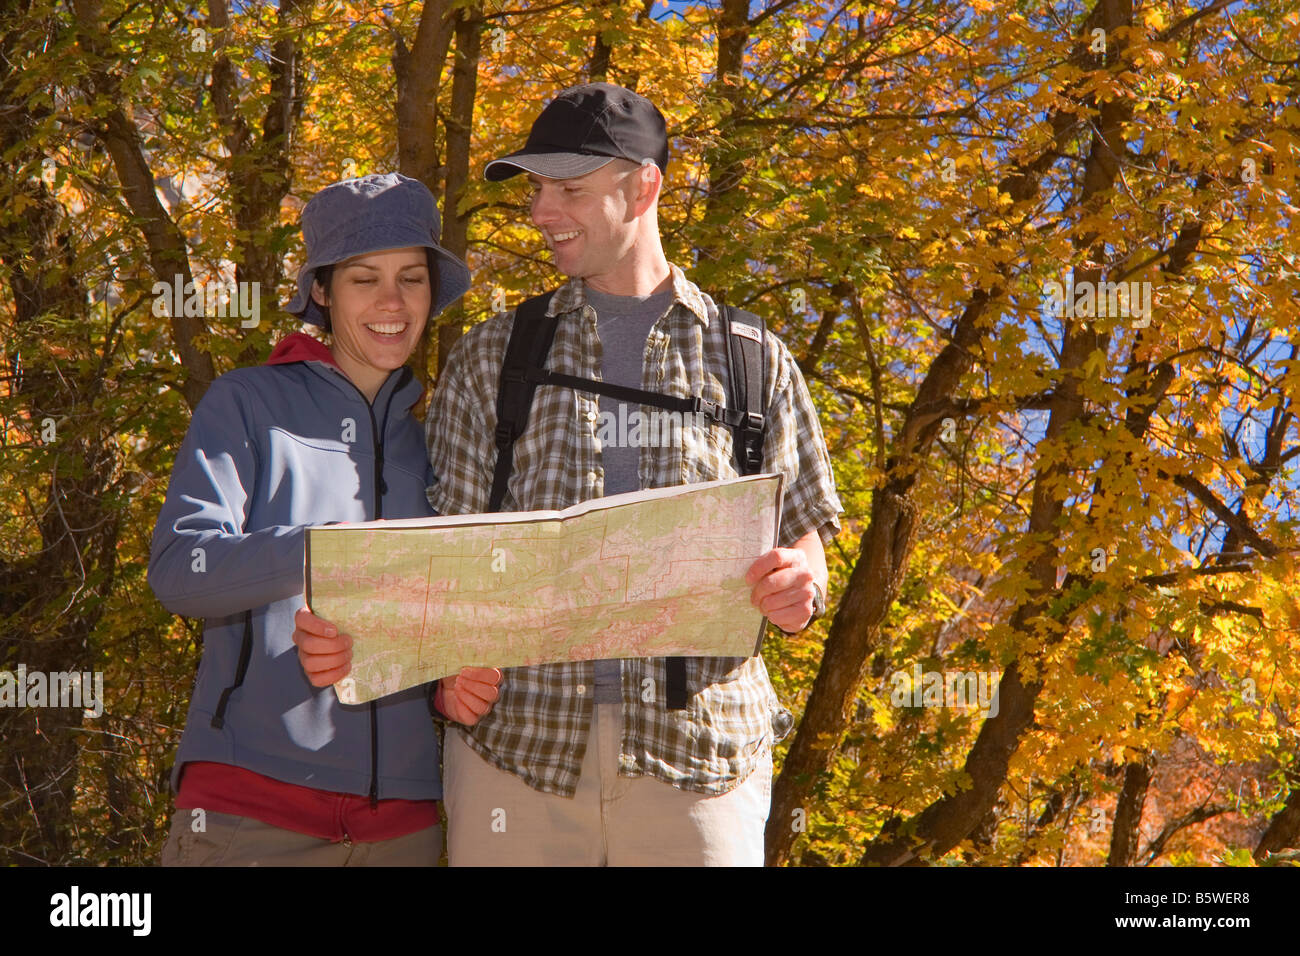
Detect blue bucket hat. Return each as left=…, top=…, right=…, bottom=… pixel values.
left=286, top=173, right=472, bottom=326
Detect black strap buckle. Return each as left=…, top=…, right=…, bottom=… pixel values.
left=693, top=397, right=721, bottom=422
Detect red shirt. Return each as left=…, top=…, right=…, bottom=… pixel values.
left=176, top=761, right=439, bottom=843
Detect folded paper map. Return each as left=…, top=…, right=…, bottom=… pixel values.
left=305, top=473, right=784, bottom=704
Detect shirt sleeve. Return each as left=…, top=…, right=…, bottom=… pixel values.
left=147, top=376, right=306, bottom=618
left=763, top=336, right=844, bottom=548
left=425, top=324, right=498, bottom=516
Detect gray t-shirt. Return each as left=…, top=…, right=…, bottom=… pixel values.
left=584, top=284, right=675, bottom=701
left=586, top=285, right=674, bottom=496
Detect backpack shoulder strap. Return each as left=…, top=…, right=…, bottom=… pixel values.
left=489, top=292, right=558, bottom=513
left=719, top=303, right=767, bottom=476
left=665, top=302, right=769, bottom=712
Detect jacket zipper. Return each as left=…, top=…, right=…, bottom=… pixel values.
left=333, top=367, right=409, bottom=810
left=369, top=700, right=379, bottom=810
left=368, top=381, right=382, bottom=808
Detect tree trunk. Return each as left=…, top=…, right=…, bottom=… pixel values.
left=395, top=0, right=456, bottom=384
left=70, top=0, right=216, bottom=410
left=1255, top=772, right=1300, bottom=861
left=0, top=8, right=120, bottom=861
left=1107, top=754, right=1154, bottom=866
left=853, top=0, right=1144, bottom=866
left=436, top=3, right=483, bottom=377
left=210, top=0, right=306, bottom=367
left=696, top=0, right=752, bottom=280
left=767, top=0, right=1143, bottom=866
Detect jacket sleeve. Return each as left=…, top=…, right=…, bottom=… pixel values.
left=147, top=375, right=307, bottom=619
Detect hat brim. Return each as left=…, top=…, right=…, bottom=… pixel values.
left=286, top=232, right=472, bottom=327
left=484, top=152, right=616, bottom=182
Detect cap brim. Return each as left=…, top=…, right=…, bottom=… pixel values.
left=484, top=152, right=616, bottom=182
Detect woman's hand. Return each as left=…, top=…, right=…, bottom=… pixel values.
left=295, top=604, right=502, bottom=723
left=292, top=605, right=353, bottom=687
left=435, top=667, right=503, bottom=725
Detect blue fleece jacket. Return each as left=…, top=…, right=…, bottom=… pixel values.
left=149, top=335, right=441, bottom=800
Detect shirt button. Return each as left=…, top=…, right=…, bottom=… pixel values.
left=576, top=684, right=586, bottom=695
left=585, top=410, right=597, bottom=423
left=587, top=472, right=598, bottom=483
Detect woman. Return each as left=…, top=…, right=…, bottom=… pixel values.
left=149, top=173, right=498, bottom=866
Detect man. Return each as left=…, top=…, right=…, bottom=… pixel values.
left=298, top=83, right=841, bottom=865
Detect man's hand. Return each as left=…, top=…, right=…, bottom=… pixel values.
left=745, top=530, right=828, bottom=634
left=292, top=605, right=353, bottom=686
left=435, top=668, right=503, bottom=725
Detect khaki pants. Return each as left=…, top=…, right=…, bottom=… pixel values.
left=444, top=702, right=771, bottom=866
left=159, top=809, right=442, bottom=867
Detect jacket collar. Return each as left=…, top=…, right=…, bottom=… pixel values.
left=266, top=331, right=423, bottom=412
left=265, top=331, right=339, bottom=367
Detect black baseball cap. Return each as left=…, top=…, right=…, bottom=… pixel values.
left=484, top=83, right=669, bottom=182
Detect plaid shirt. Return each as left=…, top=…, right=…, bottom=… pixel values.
left=425, top=264, right=842, bottom=796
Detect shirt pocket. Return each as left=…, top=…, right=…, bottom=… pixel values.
left=683, top=656, right=771, bottom=762
left=687, top=655, right=749, bottom=692
left=678, top=416, right=738, bottom=484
